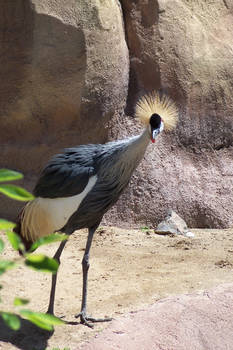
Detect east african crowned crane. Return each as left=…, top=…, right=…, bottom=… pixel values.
left=15, top=92, right=178, bottom=327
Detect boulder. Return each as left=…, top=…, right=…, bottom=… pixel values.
left=155, top=210, right=194, bottom=237
left=79, top=284, right=233, bottom=350
left=0, top=0, right=129, bottom=219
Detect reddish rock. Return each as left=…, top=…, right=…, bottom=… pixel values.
left=79, top=284, right=233, bottom=350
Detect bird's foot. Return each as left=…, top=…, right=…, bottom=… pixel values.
left=46, top=307, right=66, bottom=318
left=46, top=308, right=54, bottom=315
left=75, top=311, right=112, bottom=328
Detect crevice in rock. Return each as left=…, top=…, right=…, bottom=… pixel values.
left=118, top=0, right=161, bottom=116
left=222, top=0, right=229, bottom=9
left=214, top=142, right=233, bottom=151
left=118, top=0, right=137, bottom=116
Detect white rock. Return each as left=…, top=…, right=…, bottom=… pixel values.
left=155, top=210, right=195, bottom=238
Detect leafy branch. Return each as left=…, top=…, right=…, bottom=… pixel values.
left=0, top=169, right=67, bottom=331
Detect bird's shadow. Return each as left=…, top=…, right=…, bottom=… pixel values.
left=0, top=315, right=83, bottom=350
left=0, top=317, right=53, bottom=350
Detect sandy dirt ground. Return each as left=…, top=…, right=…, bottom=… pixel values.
left=0, top=226, right=232, bottom=350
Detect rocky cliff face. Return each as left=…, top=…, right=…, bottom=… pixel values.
left=0, top=0, right=232, bottom=228
left=0, top=0, right=129, bottom=219
left=106, top=0, right=233, bottom=228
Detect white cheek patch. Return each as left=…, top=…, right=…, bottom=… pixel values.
left=160, top=121, right=164, bottom=133
left=40, top=175, right=98, bottom=232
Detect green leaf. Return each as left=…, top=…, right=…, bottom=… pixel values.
left=20, top=310, right=64, bottom=331
left=140, top=226, right=150, bottom=232
left=0, top=260, right=16, bottom=275
left=0, top=169, right=23, bottom=182
left=29, top=233, right=68, bottom=252
left=0, top=312, right=21, bottom=330
left=0, top=239, right=4, bottom=254
left=14, top=297, right=30, bottom=306
left=6, top=231, right=22, bottom=251
left=5, top=229, right=25, bottom=255
left=0, top=219, right=16, bottom=230
left=25, top=254, right=59, bottom=274
left=0, top=184, right=34, bottom=201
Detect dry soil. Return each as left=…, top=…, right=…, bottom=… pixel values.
left=0, top=227, right=232, bottom=350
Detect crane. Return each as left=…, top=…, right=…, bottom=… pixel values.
left=15, top=92, right=178, bottom=327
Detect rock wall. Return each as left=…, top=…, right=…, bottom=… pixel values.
left=0, top=0, right=232, bottom=227
left=0, top=0, right=129, bottom=219
left=105, top=0, right=233, bottom=228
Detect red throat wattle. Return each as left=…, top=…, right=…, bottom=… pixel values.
left=151, top=137, right=155, bottom=143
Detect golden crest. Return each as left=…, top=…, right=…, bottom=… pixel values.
left=135, top=92, right=178, bottom=130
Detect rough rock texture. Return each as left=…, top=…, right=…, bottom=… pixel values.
left=0, top=0, right=233, bottom=228
left=121, top=0, right=233, bottom=149
left=105, top=0, right=233, bottom=228
left=155, top=210, right=194, bottom=237
left=105, top=116, right=233, bottom=228
left=0, top=0, right=128, bottom=219
left=79, top=284, right=233, bottom=350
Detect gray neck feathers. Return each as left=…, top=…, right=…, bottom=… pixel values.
left=100, top=127, right=150, bottom=186
left=120, top=127, right=150, bottom=170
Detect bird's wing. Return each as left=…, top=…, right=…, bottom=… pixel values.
left=33, top=146, right=97, bottom=198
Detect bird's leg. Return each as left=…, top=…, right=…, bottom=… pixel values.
left=47, top=239, right=67, bottom=315
left=75, top=225, right=112, bottom=328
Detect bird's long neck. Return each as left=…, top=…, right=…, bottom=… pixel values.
left=120, top=127, right=150, bottom=172
left=98, top=127, right=151, bottom=186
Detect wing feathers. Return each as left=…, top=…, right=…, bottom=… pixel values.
left=20, top=175, right=98, bottom=242
left=33, top=146, right=97, bottom=198
left=21, top=199, right=55, bottom=242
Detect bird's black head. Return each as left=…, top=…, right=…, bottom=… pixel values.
left=149, top=113, right=164, bottom=143
left=150, top=113, right=161, bottom=128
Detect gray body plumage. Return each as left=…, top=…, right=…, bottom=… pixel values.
left=34, top=129, right=150, bottom=234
